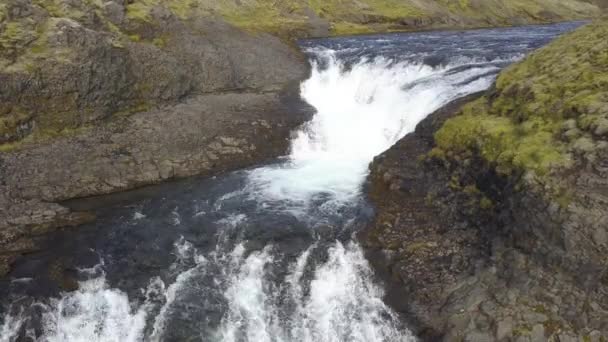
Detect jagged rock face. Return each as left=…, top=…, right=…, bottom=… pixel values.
left=1, top=92, right=312, bottom=203
left=0, top=0, right=308, bottom=145
left=0, top=0, right=312, bottom=275
left=363, top=98, right=608, bottom=342
left=0, top=90, right=313, bottom=276
left=362, top=21, right=608, bottom=341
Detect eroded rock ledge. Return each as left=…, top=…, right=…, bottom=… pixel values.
left=0, top=90, right=313, bottom=276
left=362, top=20, right=608, bottom=342
left=0, top=0, right=313, bottom=276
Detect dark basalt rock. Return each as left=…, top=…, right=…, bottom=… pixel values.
left=361, top=94, right=608, bottom=340
left=0, top=0, right=313, bottom=276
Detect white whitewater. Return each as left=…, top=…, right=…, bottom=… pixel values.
left=248, top=51, right=497, bottom=211
left=2, top=48, right=510, bottom=342
left=217, top=242, right=407, bottom=342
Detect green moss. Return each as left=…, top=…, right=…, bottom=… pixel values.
left=0, top=124, right=90, bottom=152
left=479, top=197, right=493, bottom=210
left=219, top=2, right=309, bottom=36
left=427, top=147, right=446, bottom=160
left=0, top=21, right=37, bottom=56
left=0, top=3, right=7, bottom=23
left=126, top=0, right=159, bottom=22
left=168, top=0, right=201, bottom=19
left=0, top=110, right=32, bottom=139
left=152, top=36, right=168, bottom=48
left=406, top=241, right=437, bottom=253
left=555, top=189, right=574, bottom=208
left=0, top=99, right=154, bottom=152
left=32, top=0, right=101, bottom=20
left=463, top=185, right=480, bottom=195
left=434, top=20, right=608, bottom=178
left=362, top=0, right=422, bottom=19
left=128, top=34, right=141, bottom=42
left=38, top=0, right=601, bottom=40
left=310, top=0, right=421, bottom=20
left=0, top=140, right=25, bottom=152
left=29, top=21, right=52, bottom=55
left=331, top=22, right=375, bottom=35
left=435, top=109, right=571, bottom=176
left=533, top=304, right=548, bottom=314
left=425, top=192, right=436, bottom=206
left=33, top=0, right=70, bottom=18
left=513, top=324, right=533, bottom=337
left=307, top=0, right=426, bottom=34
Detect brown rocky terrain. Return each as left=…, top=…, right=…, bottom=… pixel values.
left=362, top=19, right=608, bottom=341
left=0, top=0, right=313, bottom=276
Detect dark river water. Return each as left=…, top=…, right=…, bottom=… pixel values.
left=0, top=21, right=584, bottom=342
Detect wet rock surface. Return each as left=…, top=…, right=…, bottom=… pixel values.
left=362, top=90, right=608, bottom=340
left=0, top=90, right=313, bottom=276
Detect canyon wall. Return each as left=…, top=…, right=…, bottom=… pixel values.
left=363, top=19, right=608, bottom=341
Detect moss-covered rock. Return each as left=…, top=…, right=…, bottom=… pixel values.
left=434, top=19, right=608, bottom=178
left=0, top=0, right=312, bottom=149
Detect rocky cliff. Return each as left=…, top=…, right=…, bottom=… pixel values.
left=0, top=0, right=314, bottom=276
left=363, top=19, right=608, bottom=341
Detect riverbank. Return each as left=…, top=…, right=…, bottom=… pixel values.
left=362, top=19, right=608, bottom=341
left=0, top=0, right=316, bottom=276
left=0, top=0, right=606, bottom=293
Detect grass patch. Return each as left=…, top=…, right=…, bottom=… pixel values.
left=433, top=19, right=608, bottom=178
left=0, top=21, right=37, bottom=57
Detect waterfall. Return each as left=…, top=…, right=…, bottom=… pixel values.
left=2, top=23, right=579, bottom=342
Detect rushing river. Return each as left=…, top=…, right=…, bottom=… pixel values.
left=0, top=22, right=583, bottom=342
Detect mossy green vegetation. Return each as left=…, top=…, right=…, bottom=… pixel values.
left=433, top=19, right=608, bottom=178
left=120, top=0, right=603, bottom=36
left=218, top=0, right=600, bottom=35
left=309, top=0, right=422, bottom=21
left=0, top=124, right=91, bottom=152
left=0, top=21, right=37, bottom=59
left=218, top=2, right=310, bottom=36
left=434, top=101, right=572, bottom=175
left=126, top=0, right=159, bottom=22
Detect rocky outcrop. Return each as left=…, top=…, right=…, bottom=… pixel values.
left=0, top=0, right=312, bottom=276
left=0, top=1, right=308, bottom=146
left=362, top=20, right=608, bottom=341
left=0, top=90, right=312, bottom=276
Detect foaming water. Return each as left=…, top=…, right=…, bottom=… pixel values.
left=1, top=22, right=584, bottom=342
left=247, top=51, right=499, bottom=211
left=37, top=276, right=148, bottom=342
